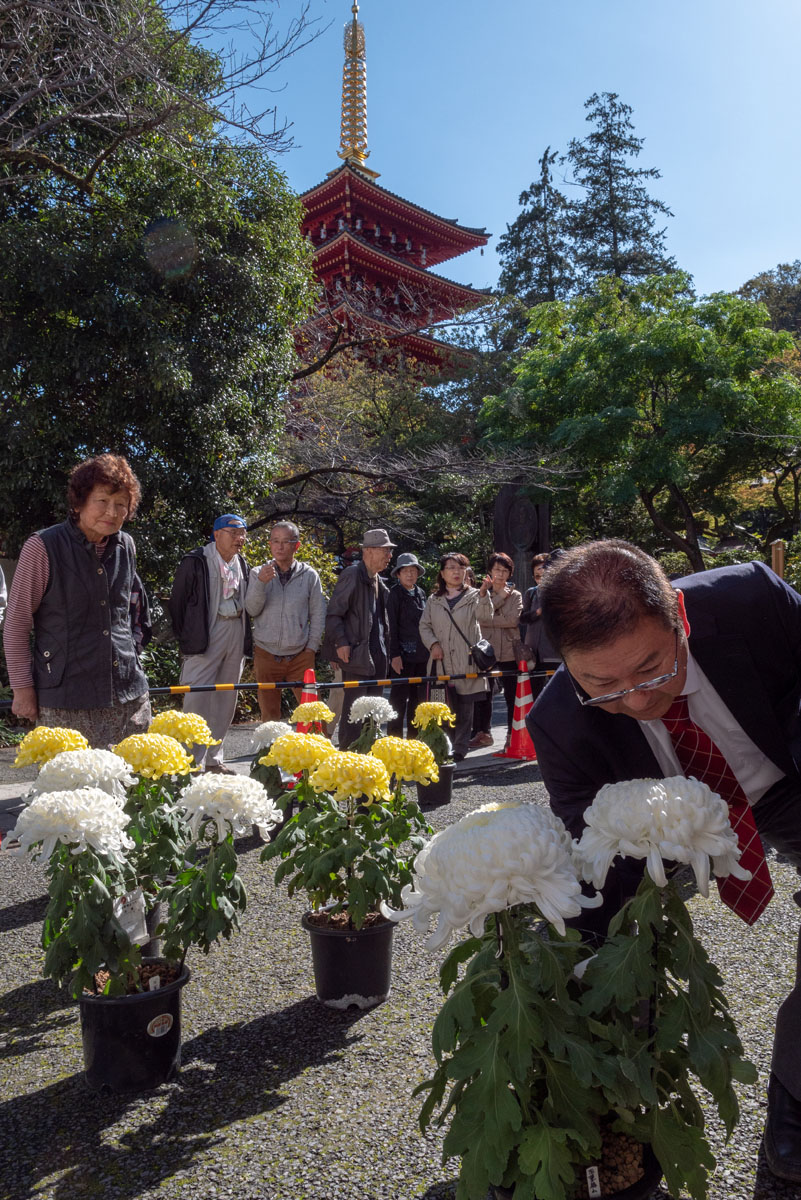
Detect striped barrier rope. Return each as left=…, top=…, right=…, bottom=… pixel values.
left=0, top=669, right=558, bottom=706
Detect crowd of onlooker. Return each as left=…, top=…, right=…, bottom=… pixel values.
left=2, top=451, right=560, bottom=769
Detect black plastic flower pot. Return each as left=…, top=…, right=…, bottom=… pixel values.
left=491, top=1142, right=662, bottom=1200
left=301, top=912, right=394, bottom=1010
left=417, top=762, right=455, bottom=808
left=78, top=959, right=190, bottom=1093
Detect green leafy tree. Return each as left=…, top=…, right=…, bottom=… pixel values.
left=0, top=132, right=313, bottom=586
left=481, top=273, right=801, bottom=571
left=740, top=260, right=801, bottom=334
left=497, top=148, right=575, bottom=307
left=565, top=92, right=675, bottom=289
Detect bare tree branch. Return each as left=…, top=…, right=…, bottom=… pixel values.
left=0, top=0, right=323, bottom=192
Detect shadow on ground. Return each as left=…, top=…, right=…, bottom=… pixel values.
left=0, top=893, right=48, bottom=933
left=0, top=977, right=74, bottom=1062
left=0, top=997, right=367, bottom=1200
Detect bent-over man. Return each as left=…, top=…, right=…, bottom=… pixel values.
left=527, top=539, right=801, bottom=1184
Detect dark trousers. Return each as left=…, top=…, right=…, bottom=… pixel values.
left=472, top=660, right=517, bottom=736
left=388, top=658, right=427, bottom=738
left=753, top=777, right=801, bottom=1100
left=451, top=691, right=478, bottom=757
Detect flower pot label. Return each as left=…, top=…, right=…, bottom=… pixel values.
left=146, top=1013, right=174, bottom=1038
left=585, top=1165, right=601, bottom=1199
left=112, top=888, right=149, bottom=945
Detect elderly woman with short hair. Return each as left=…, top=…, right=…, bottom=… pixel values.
left=3, top=453, right=151, bottom=745
left=418, top=552, right=493, bottom=760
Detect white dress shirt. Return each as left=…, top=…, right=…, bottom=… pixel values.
left=639, top=652, right=784, bottom=805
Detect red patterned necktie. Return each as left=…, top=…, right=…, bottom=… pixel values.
left=661, top=695, right=773, bottom=924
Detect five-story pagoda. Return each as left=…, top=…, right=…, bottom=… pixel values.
left=298, top=3, right=489, bottom=373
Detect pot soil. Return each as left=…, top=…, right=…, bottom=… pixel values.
left=79, top=957, right=190, bottom=1093
left=301, top=910, right=394, bottom=1010
left=417, top=761, right=455, bottom=808
left=492, top=1133, right=662, bottom=1200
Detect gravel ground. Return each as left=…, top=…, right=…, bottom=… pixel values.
left=1, top=751, right=801, bottom=1200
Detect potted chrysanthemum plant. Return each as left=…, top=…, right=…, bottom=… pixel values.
left=247, top=719, right=295, bottom=839
left=411, top=701, right=456, bottom=807
left=158, top=771, right=281, bottom=966
left=346, top=695, right=398, bottom=752
left=5, top=722, right=281, bottom=1092
left=112, top=724, right=201, bottom=953
left=260, top=732, right=430, bottom=1008
left=384, top=782, right=757, bottom=1200
left=3, top=733, right=191, bottom=1092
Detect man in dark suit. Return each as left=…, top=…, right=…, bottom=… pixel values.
left=527, top=539, right=801, bottom=1183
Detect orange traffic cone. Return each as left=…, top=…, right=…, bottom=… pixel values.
left=296, top=668, right=323, bottom=734
left=497, top=661, right=537, bottom=760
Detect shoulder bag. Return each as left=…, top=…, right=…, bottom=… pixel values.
left=442, top=601, right=498, bottom=673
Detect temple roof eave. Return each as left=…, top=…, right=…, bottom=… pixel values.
left=310, top=230, right=492, bottom=303
left=300, top=163, right=489, bottom=246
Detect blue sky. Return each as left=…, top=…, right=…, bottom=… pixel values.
left=227, top=0, right=800, bottom=297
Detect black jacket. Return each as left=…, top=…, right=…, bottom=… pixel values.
left=321, top=561, right=389, bottom=677
left=386, top=582, right=427, bottom=661
left=169, top=547, right=252, bottom=657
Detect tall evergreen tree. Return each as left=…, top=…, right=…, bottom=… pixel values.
left=565, top=91, right=675, bottom=288
left=497, top=148, right=574, bottom=305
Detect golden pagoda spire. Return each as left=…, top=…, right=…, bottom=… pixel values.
left=337, top=2, right=379, bottom=177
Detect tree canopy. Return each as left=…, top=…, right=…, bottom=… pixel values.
left=1, top=73, right=313, bottom=586
left=481, top=273, right=801, bottom=570
left=498, top=92, right=674, bottom=312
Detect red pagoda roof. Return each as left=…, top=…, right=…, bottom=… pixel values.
left=311, top=230, right=490, bottom=309
left=301, top=163, right=488, bottom=267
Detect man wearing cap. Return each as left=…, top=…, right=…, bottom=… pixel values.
left=322, top=529, right=394, bottom=748
left=170, top=515, right=252, bottom=773
left=245, top=520, right=326, bottom=721
left=387, top=552, right=427, bottom=738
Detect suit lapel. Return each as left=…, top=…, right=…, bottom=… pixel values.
left=689, top=623, right=794, bottom=775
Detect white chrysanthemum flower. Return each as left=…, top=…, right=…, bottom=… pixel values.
left=3, top=788, right=134, bottom=862
left=381, top=801, right=599, bottom=949
left=27, top=749, right=136, bottom=800
left=176, top=774, right=282, bottom=841
left=250, top=721, right=293, bottom=753
left=348, top=696, right=397, bottom=725
left=574, top=776, right=752, bottom=897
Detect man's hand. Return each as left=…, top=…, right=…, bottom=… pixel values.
left=430, top=642, right=444, bottom=661
left=391, top=655, right=403, bottom=675
left=337, top=645, right=351, bottom=664
left=257, top=562, right=277, bottom=584
left=12, top=686, right=38, bottom=724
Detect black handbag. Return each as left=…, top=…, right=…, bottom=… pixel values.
left=470, top=638, right=498, bottom=673
left=442, top=604, right=498, bottom=673
left=426, top=658, right=454, bottom=708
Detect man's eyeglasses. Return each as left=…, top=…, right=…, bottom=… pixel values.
left=567, top=630, right=680, bottom=707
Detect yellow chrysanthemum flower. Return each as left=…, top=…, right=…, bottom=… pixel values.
left=112, top=733, right=197, bottom=779
left=260, top=732, right=336, bottom=774
left=149, top=710, right=221, bottom=747
left=371, top=736, right=439, bottom=785
left=13, top=726, right=89, bottom=768
left=308, top=750, right=392, bottom=806
left=289, top=701, right=336, bottom=724
left=412, top=702, right=456, bottom=730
